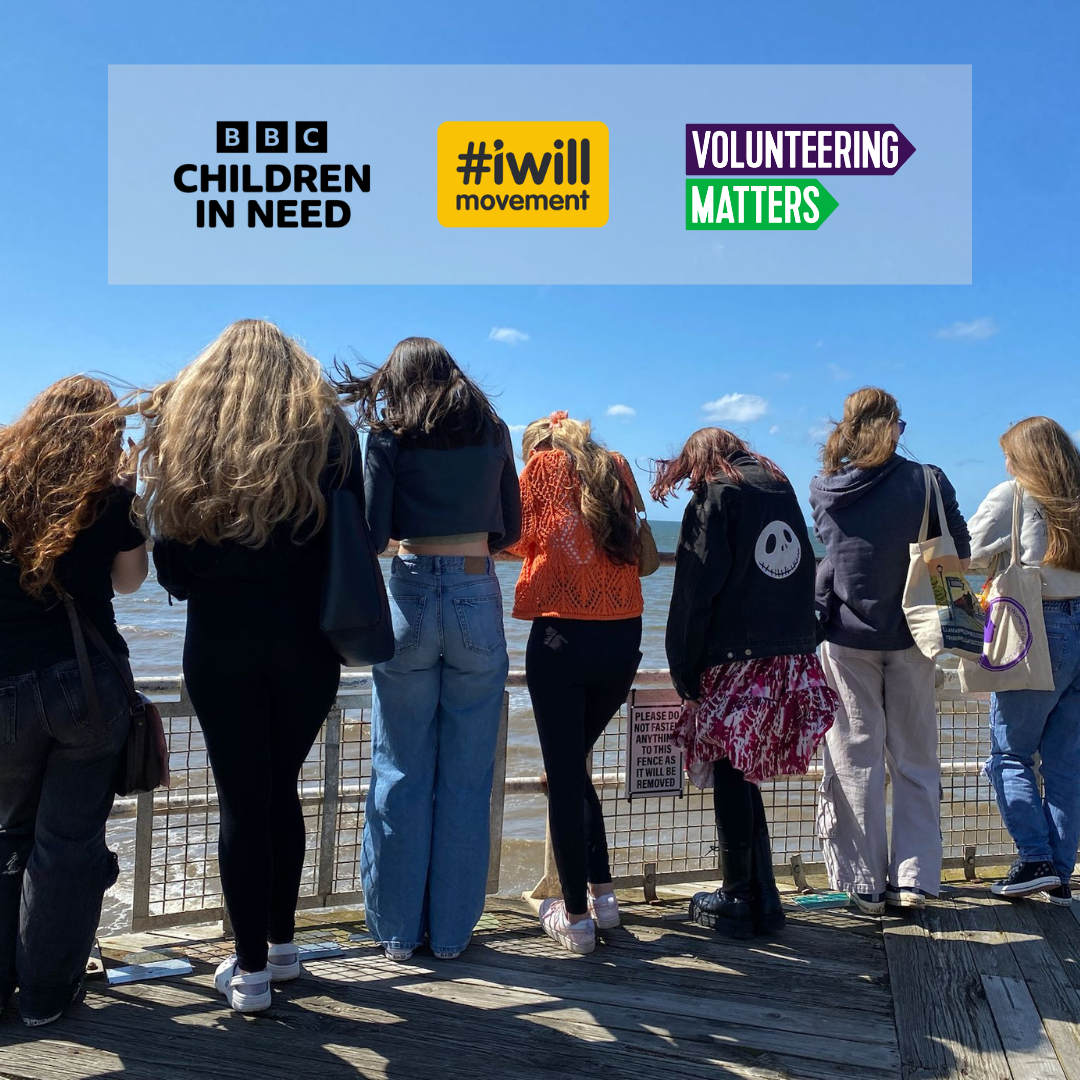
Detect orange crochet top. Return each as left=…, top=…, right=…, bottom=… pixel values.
left=510, top=449, right=644, bottom=621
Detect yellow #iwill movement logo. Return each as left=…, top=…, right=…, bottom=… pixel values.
left=437, top=121, right=608, bottom=228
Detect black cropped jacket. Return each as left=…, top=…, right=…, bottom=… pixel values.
left=665, top=455, right=818, bottom=701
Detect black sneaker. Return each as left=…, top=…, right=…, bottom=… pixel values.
left=990, top=860, right=1060, bottom=897
left=1045, top=882, right=1073, bottom=907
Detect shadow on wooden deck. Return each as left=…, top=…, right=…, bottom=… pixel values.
left=2, top=882, right=1080, bottom=1079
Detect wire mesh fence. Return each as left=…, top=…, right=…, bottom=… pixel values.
left=125, top=670, right=1008, bottom=932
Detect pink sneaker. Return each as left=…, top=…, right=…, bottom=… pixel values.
left=587, top=892, right=621, bottom=929
left=539, top=899, right=596, bottom=955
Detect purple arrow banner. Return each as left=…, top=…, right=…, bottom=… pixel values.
left=686, top=124, right=916, bottom=176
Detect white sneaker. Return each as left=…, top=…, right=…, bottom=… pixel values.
left=214, top=956, right=271, bottom=1013
left=539, top=899, right=596, bottom=955
left=433, top=934, right=471, bottom=960
left=382, top=943, right=414, bottom=961
left=267, top=942, right=301, bottom=982
left=587, top=892, right=621, bottom=929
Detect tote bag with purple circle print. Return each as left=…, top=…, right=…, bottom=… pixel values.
left=959, top=483, right=1054, bottom=693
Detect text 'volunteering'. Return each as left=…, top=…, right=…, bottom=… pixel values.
left=685, top=124, right=916, bottom=176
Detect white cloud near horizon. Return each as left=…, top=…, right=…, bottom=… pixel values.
left=489, top=326, right=529, bottom=345
left=507, top=423, right=527, bottom=433
left=935, top=317, right=999, bottom=341
left=702, top=393, right=768, bottom=423
left=606, top=404, right=636, bottom=418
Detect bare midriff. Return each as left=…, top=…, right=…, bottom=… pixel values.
left=396, top=532, right=491, bottom=557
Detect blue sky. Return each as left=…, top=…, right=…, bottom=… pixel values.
left=1, top=1, right=1077, bottom=519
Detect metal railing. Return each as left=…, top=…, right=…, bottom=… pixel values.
left=117, top=666, right=1008, bottom=932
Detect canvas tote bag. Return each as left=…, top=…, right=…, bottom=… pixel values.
left=902, top=465, right=985, bottom=661
left=958, top=483, right=1053, bottom=692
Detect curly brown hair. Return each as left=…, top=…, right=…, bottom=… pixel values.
left=0, top=376, right=125, bottom=597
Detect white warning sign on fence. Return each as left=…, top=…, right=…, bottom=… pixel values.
left=624, top=689, right=685, bottom=799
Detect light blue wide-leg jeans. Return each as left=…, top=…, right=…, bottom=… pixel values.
left=361, top=556, right=508, bottom=954
left=988, top=599, right=1080, bottom=882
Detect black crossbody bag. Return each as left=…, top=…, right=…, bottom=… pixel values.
left=61, top=594, right=169, bottom=796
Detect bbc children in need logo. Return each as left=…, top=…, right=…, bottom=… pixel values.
left=436, top=122, right=609, bottom=227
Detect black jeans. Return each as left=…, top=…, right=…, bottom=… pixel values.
left=0, top=656, right=129, bottom=1021
left=527, top=617, right=642, bottom=915
left=184, top=609, right=340, bottom=972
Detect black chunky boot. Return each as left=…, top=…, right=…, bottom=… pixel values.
left=689, top=844, right=754, bottom=939
left=751, top=824, right=785, bottom=935
left=749, top=784, right=785, bottom=936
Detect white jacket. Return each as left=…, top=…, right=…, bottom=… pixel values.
left=967, top=479, right=1080, bottom=599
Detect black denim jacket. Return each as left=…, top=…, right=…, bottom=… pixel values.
left=665, top=454, right=818, bottom=700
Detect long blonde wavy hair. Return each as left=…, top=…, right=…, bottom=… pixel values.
left=821, top=387, right=900, bottom=473
left=521, top=412, right=640, bottom=566
left=0, top=376, right=126, bottom=597
left=1000, top=416, right=1080, bottom=571
left=135, top=319, right=352, bottom=546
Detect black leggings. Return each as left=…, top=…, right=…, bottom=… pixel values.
left=712, top=757, right=765, bottom=849
left=184, top=608, right=340, bottom=972
left=527, top=617, right=642, bottom=915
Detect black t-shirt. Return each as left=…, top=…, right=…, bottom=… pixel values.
left=0, top=486, right=146, bottom=678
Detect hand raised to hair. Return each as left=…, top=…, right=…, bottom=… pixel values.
left=118, top=438, right=139, bottom=492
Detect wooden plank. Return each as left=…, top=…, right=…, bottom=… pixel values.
left=982, top=975, right=1067, bottom=1080
left=1031, top=898, right=1080, bottom=995
left=330, top=953, right=901, bottom=1072
left=950, top=890, right=1024, bottom=980
left=884, top=908, right=1010, bottom=1080
left=402, top=949, right=900, bottom=1048
left=988, top=896, right=1080, bottom=1080
left=0, top=979, right=784, bottom=1080
left=883, top=918, right=950, bottom=1078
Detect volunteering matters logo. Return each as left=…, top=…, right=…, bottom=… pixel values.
left=437, top=121, right=609, bottom=227
left=685, top=123, right=915, bottom=230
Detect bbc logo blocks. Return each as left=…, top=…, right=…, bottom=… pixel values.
left=216, top=122, right=328, bottom=154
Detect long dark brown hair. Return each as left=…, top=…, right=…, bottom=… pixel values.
left=0, top=376, right=126, bottom=597
left=1000, top=416, right=1080, bottom=571
left=521, top=413, right=641, bottom=567
left=821, top=387, right=900, bottom=474
left=335, top=337, right=500, bottom=448
left=650, top=427, right=786, bottom=505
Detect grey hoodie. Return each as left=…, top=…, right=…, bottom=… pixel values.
left=809, top=454, right=971, bottom=651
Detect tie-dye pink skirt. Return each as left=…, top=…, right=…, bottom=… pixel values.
left=674, top=653, right=838, bottom=784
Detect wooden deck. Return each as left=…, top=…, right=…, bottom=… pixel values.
left=4, top=881, right=1080, bottom=1079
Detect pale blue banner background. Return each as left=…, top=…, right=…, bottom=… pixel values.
left=108, top=64, right=970, bottom=284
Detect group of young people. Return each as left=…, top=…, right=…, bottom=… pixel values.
left=1, top=319, right=1078, bottom=1024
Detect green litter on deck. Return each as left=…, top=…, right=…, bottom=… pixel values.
left=789, top=892, right=851, bottom=909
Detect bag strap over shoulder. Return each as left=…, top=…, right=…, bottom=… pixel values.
left=918, top=464, right=932, bottom=542
left=920, top=464, right=953, bottom=545
left=620, top=455, right=648, bottom=518
left=1011, top=480, right=1025, bottom=569
left=59, top=590, right=141, bottom=727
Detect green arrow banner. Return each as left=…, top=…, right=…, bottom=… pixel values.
left=685, top=179, right=838, bottom=230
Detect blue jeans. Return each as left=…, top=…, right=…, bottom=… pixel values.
left=362, top=556, right=509, bottom=954
left=987, top=599, right=1080, bottom=881
left=0, top=656, right=130, bottom=1020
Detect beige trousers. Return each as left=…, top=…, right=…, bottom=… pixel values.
left=817, top=642, right=942, bottom=895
